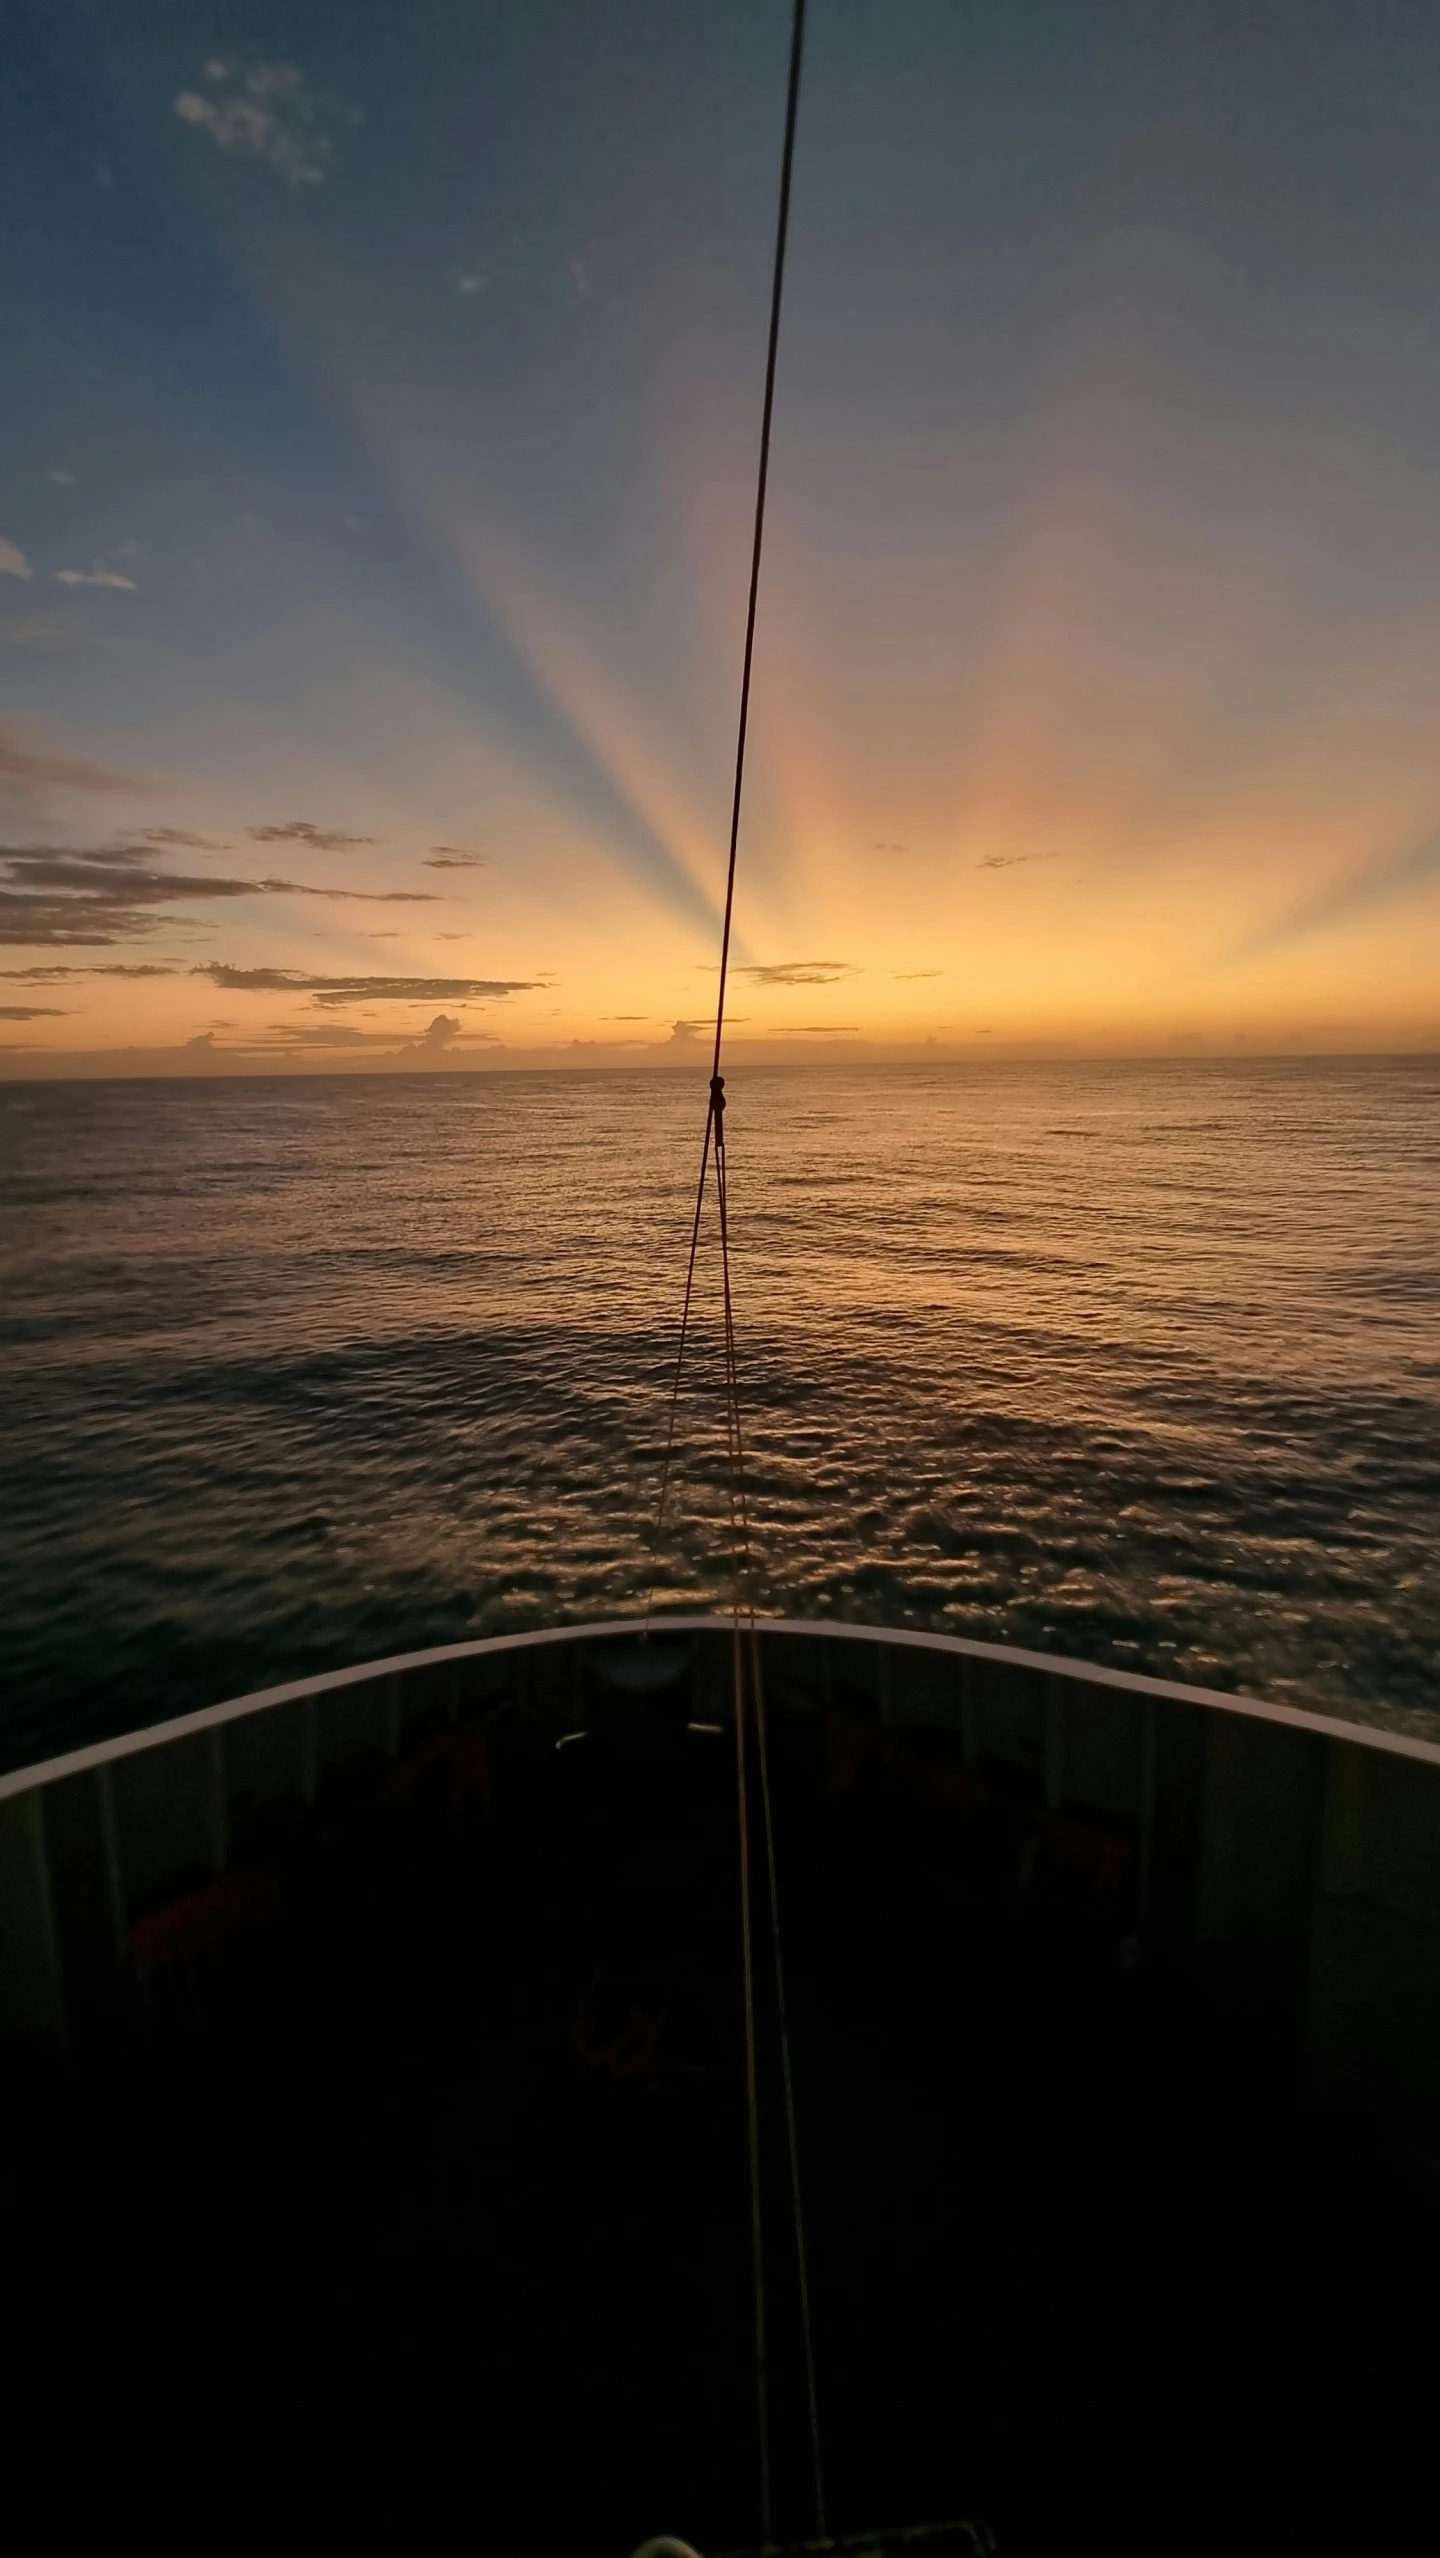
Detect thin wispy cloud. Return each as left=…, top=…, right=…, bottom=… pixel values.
left=175, top=62, right=360, bottom=190
left=247, top=819, right=378, bottom=850
left=975, top=851, right=1061, bottom=870
left=0, top=846, right=257, bottom=946
left=0, top=541, right=32, bottom=580
left=55, top=567, right=137, bottom=591
left=259, top=877, right=432, bottom=903
left=894, top=970, right=943, bottom=979
left=0, top=614, right=88, bottom=655
left=0, top=962, right=178, bottom=982
left=0, top=840, right=436, bottom=946
left=126, top=828, right=223, bottom=850
left=0, top=721, right=159, bottom=810
left=199, top=965, right=539, bottom=1010
left=738, top=959, right=860, bottom=987
left=0, top=1004, right=68, bottom=1020
left=424, top=846, right=489, bottom=869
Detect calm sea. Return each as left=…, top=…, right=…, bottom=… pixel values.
left=2, top=1058, right=1436, bottom=1773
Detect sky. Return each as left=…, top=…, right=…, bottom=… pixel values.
left=3, top=0, right=1439, bottom=1073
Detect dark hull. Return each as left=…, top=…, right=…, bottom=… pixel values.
left=3, top=1619, right=1438, bottom=2552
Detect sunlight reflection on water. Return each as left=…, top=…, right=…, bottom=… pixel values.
left=1, top=1057, right=1436, bottom=1768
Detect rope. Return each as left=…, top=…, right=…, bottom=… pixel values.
left=719, top=1053, right=824, bottom=2544
left=751, top=1625, right=826, bottom=2539
left=656, top=0, right=805, bottom=1533
left=716, top=1109, right=769, bottom=2537
left=653, top=1101, right=714, bottom=1547
left=711, top=0, right=808, bottom=1087
left=649, top=4, right=820, bottom=2542
left=732, top=1595, right=769, bottom=2538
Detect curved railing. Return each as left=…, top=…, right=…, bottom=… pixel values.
left=4, top=1612, right=1438, bottom=1805
left=2, top=1613, right=1438, bottom=2113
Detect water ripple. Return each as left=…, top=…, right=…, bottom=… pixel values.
left=0, top=1057, right=1436, bottom=1770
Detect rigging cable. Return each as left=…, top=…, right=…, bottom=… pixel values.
left=650, top=2, right=825, bottom=2543
left=654, top=0, right=808, bottom=1543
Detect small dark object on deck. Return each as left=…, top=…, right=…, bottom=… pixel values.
left=712, top=2520, right=995, bottom=2557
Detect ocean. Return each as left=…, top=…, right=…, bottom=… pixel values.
left=2, top=1057, right=1436, bottom=1774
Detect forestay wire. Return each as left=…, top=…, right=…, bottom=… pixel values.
left=650, top=2, right=825, bottom=2545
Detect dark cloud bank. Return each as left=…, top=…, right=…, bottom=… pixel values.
left=0, top=840, right=437, bottom=946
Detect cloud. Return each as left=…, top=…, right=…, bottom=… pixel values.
left=247, top=818, right=377, bottom=850
left=217, top=1018, right=500, bottom=1055
left=253, top=875, right=433, bottom=903
left=0, top=541, right=32, bottom=580
left=0, top=613, right=88, bottom=654
left=126, top=827, right=222, bottom=850
left=0, top=961, right=178, bottom=981
left=398, top=1014, right=462, bottom=1059
left=185, top=1031, right=216, bottom=1050
left=667, top=1020, right=707, bottom=1045
left=50, top=471, right=75, bottom=487
left=894, top=970, right=944, bottom=979
left=975, top=851, right=1060, bottom=870
left=0, top=839, right=434, bottom=946
left=424, top=846, right=489, bottom=868
left=1230, top=832, right=1440, bottom=962
left=1, top=844, right=258, bottom=945
left=265, top=1024, right=408, bottom=1048
left=174, top=61, right=359, bottom=189
left=456, top=274, right=488, bottom=297
left=737, top=960, right=860, bottom=987
left=0, top=1004, right=67, bottom=1019
left=0, top=721, right=159, bottom=810
left=770, top=1023, right=860, bottom=1035
left=55, top=568, right=137, bottom=591
left=198, top=965, right=538, bottom=1008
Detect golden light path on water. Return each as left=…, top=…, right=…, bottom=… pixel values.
left=2, top=1057, right=1436, bottom=1774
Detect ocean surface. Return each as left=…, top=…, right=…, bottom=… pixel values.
left=2, top=1058, right=1436, bottom=1774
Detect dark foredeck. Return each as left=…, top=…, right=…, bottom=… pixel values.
left=3, top=1621, right=1438, bottom=2552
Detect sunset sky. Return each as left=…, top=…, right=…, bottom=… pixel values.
left=4, top=0, right=1439, bottom=1071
